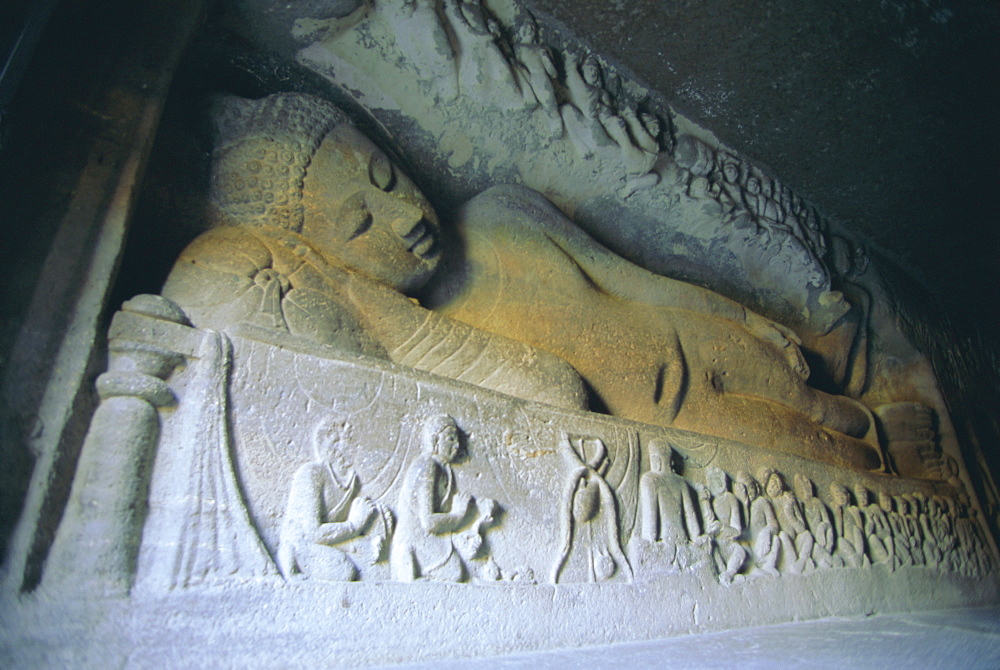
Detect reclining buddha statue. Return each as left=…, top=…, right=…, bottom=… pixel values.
left=162, top=92, right=883, bottom=471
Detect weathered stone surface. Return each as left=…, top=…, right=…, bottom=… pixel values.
left=1, top=0, right=997, bottom=665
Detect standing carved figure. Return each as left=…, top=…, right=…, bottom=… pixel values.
left=278, top=418, right=392, bottom=581
left=512, top=20, right=560, bottom=120
left=553, top=436, right=632, bottom=583
left=954, top=500, right=990, bottom=577
left=633, top=440, right=706, bottom=570
left=392, top=414, right=497, bottom=582
left=559, top=53, right=618, bottom=159
left=831, top=484, right=869, bottom=568
left=794, top=474, right=840, bottom=569
left=763, top=469, right=814, bottom=574
left=914, top=494, right=941, bottom=567
left=443, top=0, right=524, bottom=108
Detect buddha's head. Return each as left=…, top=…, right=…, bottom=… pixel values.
left=210, top=93, right=442, bottom=293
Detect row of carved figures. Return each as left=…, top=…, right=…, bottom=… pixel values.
left=373, top=1, right=833, bottom=265
left=278, top=414, right=510, bottom=584
left=674, top=134, right=827, bottom=261
left=631, top=441, right=994, bottom=586
left=380, top=1, right=667, bottom=191
left=274, top=411, right=993, bottom=586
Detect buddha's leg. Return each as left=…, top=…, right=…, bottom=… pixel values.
left=673, top=388, right=882, bottom=470
left=681, top=321, right=873, bottom=438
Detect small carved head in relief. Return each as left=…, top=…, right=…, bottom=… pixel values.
left=646, top=439, right=675, bottom=474
left=829, top=483, right=851, bottom=507
left=422, top=414, right=461, bottom=463
left=878, top=491, right=893, bottom=513
left=761, top=468, right=785, bottom=498
left=580, top=55, right=602, bottom=87
left=706, top=466, right=729, bottom=496
left=210, top=93, right=442, bottom=292
left=515, top=19, right=539, bottom=44
left=736, top=472, right=759, bottom=502
left=793, top=473, right=815, bottom=500
left=313, top=417, right=353, bottom=483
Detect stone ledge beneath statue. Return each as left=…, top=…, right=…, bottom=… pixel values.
left=422, top=606, right=1000, bottom=668
left=1, top=569, right=996, bottom=667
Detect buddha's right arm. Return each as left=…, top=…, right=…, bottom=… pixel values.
left=393, top=310, right=589, bottom=411
left=349, top=280, right=589, bottom=411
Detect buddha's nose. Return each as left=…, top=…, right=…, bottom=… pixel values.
left=386, top=200, right=429, bottom=240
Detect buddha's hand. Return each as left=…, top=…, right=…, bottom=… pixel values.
left=744, top=312, right=810, bottom=379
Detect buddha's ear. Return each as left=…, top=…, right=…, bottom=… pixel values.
left=368, top=152, right=396, bottom=191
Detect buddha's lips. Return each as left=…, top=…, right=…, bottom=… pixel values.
left=401, top=220, right=436, bottom=258
left=410, top=233, right=436, bottom=258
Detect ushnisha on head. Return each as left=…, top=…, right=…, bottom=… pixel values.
left=209, top=92, right=442, bottom=292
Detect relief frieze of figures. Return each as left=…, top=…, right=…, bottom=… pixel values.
left=55, top=298, right=988, bottom=593
left=262, top=411, right=996, bottom=587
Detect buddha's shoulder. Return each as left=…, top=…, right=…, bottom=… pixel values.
left=458, top=185, right=574, bottom=236
left=174, top=225, right=272, bottom=265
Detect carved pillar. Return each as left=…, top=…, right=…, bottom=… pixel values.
left=43, top=296, right=186, bottom=595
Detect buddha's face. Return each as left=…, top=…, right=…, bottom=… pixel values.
left=301, top=125, right=441, bottom=292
